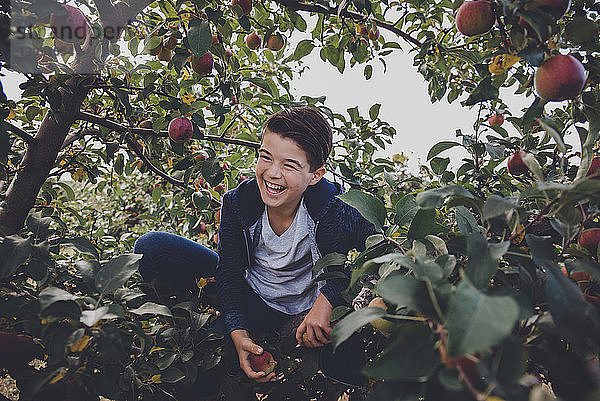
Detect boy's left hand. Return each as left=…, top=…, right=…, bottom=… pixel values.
left=296, top=293, right=333, bottom=348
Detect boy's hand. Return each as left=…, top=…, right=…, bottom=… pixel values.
left=296, top=293, right=333, bottom=348
left=230, top=329, right=277, bottom=382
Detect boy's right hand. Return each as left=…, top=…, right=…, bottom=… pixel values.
left=230, top=329, right=277, bottom=383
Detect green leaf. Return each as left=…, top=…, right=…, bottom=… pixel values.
left=455, top=206, right=480, bottom=235
left=293, top=39, right=314, bottom=60
left=565, top=16, right=600, bottom=49
left=192, top=191, right=210, bottom=210
left=527, top=235, right=600, bottom=342
left=465, top=233, right=509, bottom=289
left=187, top=19, right=212, bottom=57
left=565, top=259, right=600, bottom=284
left=446, top=278, right=519, bottom=356
left=430, top=157, right=450, bottom=175
left=312, top=252, right=347, bottom=277
left=416, top=185, right=475, bottom=209
left=201, top=157, right=224, bottom=187
left=39, top=286, right=78, bottom=310
left=394, top=194, right=418, bottom=227
left=369, top=103, right=381, bottom=120
left=377, top=274, right=436, bottom=317
left=482, top=195, right=519, bottom=221
left=129, top=302, right=173, bottom=317
left=407, top=208, right=435, bottom=240
left=331, top=307, right=385, bottom=351
left=60, top=237, right=99, bottom=259
left=160, top=367, right=186, bottom=383
left=364, top=64, right=373, bottom=79
left=365, top=323, right=439, bottom=381
left=427, top=141, right=460, bottom=160
left=462, top=77, right=499, bottom=106
left=80, top=304, right=123, bottom=326
left=95, top=253, right=142, bottom=295
left=0, top=235, right=32, bottom=280
left=337, top=189, right=386, bottom=232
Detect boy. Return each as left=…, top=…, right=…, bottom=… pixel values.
left=134, top=107, right=377, bottom=385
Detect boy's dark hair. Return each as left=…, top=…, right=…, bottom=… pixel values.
left=264, top=107, right=333, bottom=172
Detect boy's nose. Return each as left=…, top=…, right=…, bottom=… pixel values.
left=266, top=163, right=283, bottom=178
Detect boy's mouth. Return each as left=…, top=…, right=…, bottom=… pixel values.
left=264, top=180, right=286, bottom=195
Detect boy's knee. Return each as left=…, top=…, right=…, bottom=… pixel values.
left=133, top=231, right=163, bottom=255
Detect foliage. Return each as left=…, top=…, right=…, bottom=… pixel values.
left=1, top=0, right=600, bottom=399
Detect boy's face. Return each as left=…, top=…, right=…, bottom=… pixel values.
left=255, top=129, right=325, bottom=214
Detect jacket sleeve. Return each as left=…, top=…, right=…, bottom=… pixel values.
left=215, top=193, right=250, bottom=333
left=318, top=204, right=378, bottom=307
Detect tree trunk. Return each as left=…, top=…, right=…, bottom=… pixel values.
left=0, top=76, right=92, bottom=235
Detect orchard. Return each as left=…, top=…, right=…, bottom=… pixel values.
left=0, top=0, right=600, bottom=400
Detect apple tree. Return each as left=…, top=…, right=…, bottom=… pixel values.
left=0, top=0, right=599, bottom=399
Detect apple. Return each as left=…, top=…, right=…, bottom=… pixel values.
left=195, top=150, right=209, bottom=162
left=50, top=4, right=89, bottom=43
left=231, top=0, right=253, bottom=14
left=214, top=184, right=225, bottom=194
left=225, top=49, right=234, bottom=58
left=534, top=55, right=586, bottom=101
left=200, top=222, right=207, bottom=234
left=455, top=1, right=495, bottom=37
left=249, top=351, right=275, bottom=374
left=0, top=331, right=42, bottom=370
left=368, top=297, right=395, bottom=336
left=267, top=33, right=285, bottom=51
left=168, top=117, right=193, bottom=143
left=356, top=26, right=368, bottom=36
left=157, top=46, right=172, bottom=62
left=488, top=113, right=504, bottom=126
left=578, top=229, right=600, bottom=255
left=191, top=52, right=214, bottom=75
left=245, top=32, right=262, bottom=50
left=530, top=0, right=571, bottom=20
left=164, top=36, right=178, bottom=50
left=507, top=150, right=529, bottom=176
left=212, top=35, right=219, bottom=45
left=585, top=156, right=600, bottom=178
left=139, top=120, right=153, bottom=129
left=368, top=28, right=380, bottom=41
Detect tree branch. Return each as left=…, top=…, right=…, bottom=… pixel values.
left=76, top=111, right=261, bottom=149
left=2, top=121, right=35, bottom=145
left=273, top=0, right=422, bottom=48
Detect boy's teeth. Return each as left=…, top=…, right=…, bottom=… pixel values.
left=266, top=182, right=284, bottom=191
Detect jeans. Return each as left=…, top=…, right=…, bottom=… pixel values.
left=133, top=231, right=292, bottom=336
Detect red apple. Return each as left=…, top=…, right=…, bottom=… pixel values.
left=249, top=351, right=275, bottom=374
left=530, top=0, right=571, bottom=20
left=225, top=49, right=234, bottom=58
left=368, top=297, right=395, bottom=336
left=488, top=114, right=504, bottom=126
left=191, top=52, right=214, bottom=75
left=534, top=55, right=586, bottom=101
left=507, top=150, right=529, bottom=176
left=50, top=4, right=89, bottom=43
left=231, top=0, right=253, bottom=14
left=585, top=156, right=600, bottom=178
left=245, top=32, right=262, bottom=50
left=214, top=184, right=225, bottom=194
left=455, top=1, right=494, bottom=36
left=195, top=150, right=209, bottom=162
left=0, top=331, right=42, bottom=370
left=200, top=222, right=207, bottom=234
left=212, top=35, right=219, bottom=45
left=578, top=229, right=600, bottom=255
left=356, top=26, right=368, bottom=36
left=168, top=117, right=193, bottom=143
left=266, top=33, right=285, bottom=51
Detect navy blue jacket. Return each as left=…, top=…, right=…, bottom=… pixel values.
left=215, top=177, right=377, bottom=333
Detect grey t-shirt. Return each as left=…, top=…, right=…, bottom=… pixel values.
left=246, top=199, right=320, bottom=315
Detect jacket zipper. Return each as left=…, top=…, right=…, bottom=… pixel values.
left=243, top=228, right=251, bottom=268
left=314, top=220, right=322, bottom=258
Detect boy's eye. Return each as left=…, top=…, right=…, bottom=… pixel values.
left=284, top=164, right=297, bottom=170
left=259, top=154, right=271, bottom=161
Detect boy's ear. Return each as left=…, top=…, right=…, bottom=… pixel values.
left=309, top=166, right=326, bottom=185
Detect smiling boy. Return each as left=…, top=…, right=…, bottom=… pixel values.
left=134, top=107, right=377, bottom=387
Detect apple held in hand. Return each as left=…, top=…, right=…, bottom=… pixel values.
left=455, top=0, right=494, bottom=37
left=507, top=150, right=529, bottom=176
left=249, top=350, right=275, bottom=374
left=168, top=117, right=193, bottom=143
left=534, top=55, right=586, bottom=101
left=368, top=297, right=395, bottom=336
left=191, top=52, right=214, bottom=75
left=246, top=32, right=262, bottom=50
left=578, top=229, right=600, bottom=255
